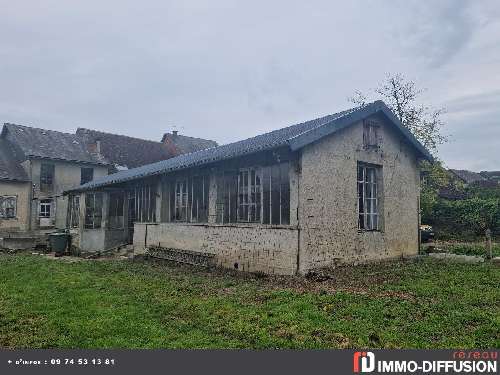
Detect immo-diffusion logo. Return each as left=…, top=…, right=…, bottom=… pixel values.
left=353, top=352, right=375, bottom=373
left=352, top=351, right=498, bottom=373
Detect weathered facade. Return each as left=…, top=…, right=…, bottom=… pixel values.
left=0, top=124, right=110, bottom=233
left=66, top=101, right=431, bottom=274
left=0, top=124, right=214, bottom=239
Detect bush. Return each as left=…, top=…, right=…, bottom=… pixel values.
left=428, top=197, right=500, bottom=241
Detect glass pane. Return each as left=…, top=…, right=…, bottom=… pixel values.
left=366, top=214, right=372, bottom=230
left=357, top=166, right=363, bottom=181
left=271, top=165, right=280, bottom=224
left=262, top=167, right=270, bottom=224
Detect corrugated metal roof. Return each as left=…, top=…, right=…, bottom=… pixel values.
left=67, top=101, right=432, bottom=193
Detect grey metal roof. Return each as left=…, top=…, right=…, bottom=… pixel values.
left=2, top=123, right=108, bottom=165
left=67, top=101, right=432, bottom=193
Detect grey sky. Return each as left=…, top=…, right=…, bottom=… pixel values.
left=1, top=0, right=499, bottom=171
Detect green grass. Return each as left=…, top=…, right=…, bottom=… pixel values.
left=0, top=253, right=498, bottom=349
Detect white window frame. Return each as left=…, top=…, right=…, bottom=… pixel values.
left=39, top=199, right=52, bottom=218
left=237, top=167, right=261, bottom=223
left=357, top=163, right=380, bottom=231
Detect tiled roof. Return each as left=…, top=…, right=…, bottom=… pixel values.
left=67, top=101, right=432, bottom=193
left=2, top=123, right=107, bottom=165
left=76, top=128, right=177, bottom=170
left=0, top=138, right=29, bottom=182
left=161, top=132, right=218, bottom=154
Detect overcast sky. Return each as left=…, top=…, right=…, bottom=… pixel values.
left=1, top=0, right=499, bottom=171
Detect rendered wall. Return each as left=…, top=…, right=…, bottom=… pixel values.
left=297, top=115, right=421, bottom=272
left=29, top=159, right=108, bottom=230
left=0, top=181, right=31, bottom=232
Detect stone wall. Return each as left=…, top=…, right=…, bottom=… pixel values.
left=297, top=115, right=420, bottom=272
left=135, top=222, right=299, bottom=275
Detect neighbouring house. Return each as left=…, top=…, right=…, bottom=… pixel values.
left=479, top=171, right=500, bottom=184
left=161, top=130, right=218, bottom=154
left=440, top=169, right=499, bottom=199
left=0, top=138, right=31, bottom=233
left=449, top=169, right=487, bottom=185
left=0, top=124, right=111, bottom=233
left=76, top=128, right=181, bottom=172
left=0, top=124, right=216, bottom=241
left=65, top=101, right=432, bottom=275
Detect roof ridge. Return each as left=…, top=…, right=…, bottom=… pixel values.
left=163, top=132, right=217, bottom=142
left=4, top=122, right=78, bottom=138
left=77, top=128, right=167, bottom=145
left=285, top=104, right=367, bottom=142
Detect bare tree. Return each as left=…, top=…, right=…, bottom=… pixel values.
left=350, top=73, right=447, bottom=154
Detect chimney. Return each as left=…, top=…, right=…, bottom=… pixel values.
left=172, top=130, right=178, bottom=137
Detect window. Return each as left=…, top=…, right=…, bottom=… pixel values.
left=132, top=184, right=156, bottom=223
left=68, top=195, right=80, bottom=228
left=174, top=179, right=189, bottom=221
left=108, top=192, right=125, bottom=229
left=40, top=163, right=55, bottom=192
left=0, top=196, right=17, bottom=218
left=80, top=168, right=94, bottom=185
left=357, top=163, right=381, bottom=231
left=170, top=175, right=209, bottom=222
left=237, top=168, right=261, bottom=222
left=363, top=120, right=380, bottom=148
left=85, top=192, right=103, bottom=229
left=216, top=162, right=290, bottom=225
left=39, top=199, right=52, bottom=218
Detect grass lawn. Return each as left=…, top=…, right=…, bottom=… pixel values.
left=0, top=253, right=498, bottom=349
left=433, top=241, right=500, bottom=258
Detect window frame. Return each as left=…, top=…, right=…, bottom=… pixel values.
left=108, top=191, right=125, bottom=229
left=80, top=167, right=94, bottom=185
left=40, top=163, right=55, bottom=192
left=68, top=195, right=80, bottom=228
left=357, top=162, right=381, bottom=231
left=174, top=178, right=189, bottom=222
left=0, top=196, right=17, bottom=219
left=237, top=167, right=261, bottom=223
left=39, top=199, right=52, bottom=218
left=216, top=162, right=290, bottom=226
left=363, top=119, right=380, bottom=149
left=84, top=192, right=103, bottom=229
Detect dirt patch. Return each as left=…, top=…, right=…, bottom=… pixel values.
left=142, top=256, right=418, bottom=300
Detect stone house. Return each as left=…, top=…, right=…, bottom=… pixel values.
left=0, top=124, right=110, bottom=233
left=0, top=124, right=215, bottom=240
left=65, top=101, right=432, bottom=274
